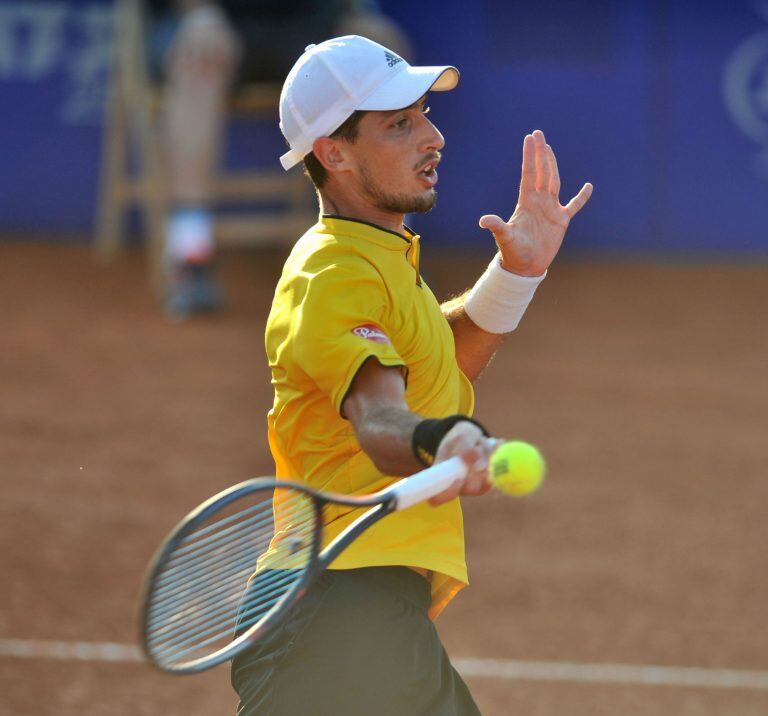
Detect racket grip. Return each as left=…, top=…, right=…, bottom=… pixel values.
left=383, top=456, right=468, bottom=511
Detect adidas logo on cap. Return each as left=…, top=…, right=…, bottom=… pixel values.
left=385, top=51, right=403, bottom=68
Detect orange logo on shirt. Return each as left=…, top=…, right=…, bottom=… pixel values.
left=352, top=324, right=390, bottom=343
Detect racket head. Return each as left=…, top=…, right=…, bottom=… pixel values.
left=139, top=478, right=322, bottom=674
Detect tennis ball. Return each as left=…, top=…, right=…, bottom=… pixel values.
left=488, top=441, right=546, bottom=496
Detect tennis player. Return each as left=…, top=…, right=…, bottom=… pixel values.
left=231, top=36, right=592, bottom=714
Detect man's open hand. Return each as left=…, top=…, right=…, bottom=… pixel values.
left=479, top=129, right=593, bottom=277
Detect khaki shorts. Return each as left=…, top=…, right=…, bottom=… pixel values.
left=231, top=566, right=481, bottom=716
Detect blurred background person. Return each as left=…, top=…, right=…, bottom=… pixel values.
left=146, top=0, right=411, bottom=320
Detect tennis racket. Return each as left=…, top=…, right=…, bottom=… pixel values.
left=139, top=452, right=496, bottom=674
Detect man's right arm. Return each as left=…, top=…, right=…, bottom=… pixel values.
left=341, top=358, right=494, bottom=505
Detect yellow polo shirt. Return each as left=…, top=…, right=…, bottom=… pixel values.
left=265, top=215, right=475, bottom=618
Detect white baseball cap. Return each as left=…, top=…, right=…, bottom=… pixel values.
left=279, top=35, right=459, bottom=170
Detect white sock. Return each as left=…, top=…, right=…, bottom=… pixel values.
left=165, top=207, right=214, bottom=264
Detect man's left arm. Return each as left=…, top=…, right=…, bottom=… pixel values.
left=444, top=129, right=593, bottom=381
left=442, top=291, right=502, bottom=381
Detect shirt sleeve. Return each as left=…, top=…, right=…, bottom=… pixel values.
left=291, top=260, right=405, bottom=414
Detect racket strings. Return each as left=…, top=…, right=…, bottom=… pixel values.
left=170, top=501, right=267, bottom=555
left=151, top=568, right=300, bottom=644
left=149, top=491, right=311, bottom=598
left=150, top=569, right=303, bottom=657
left=148, top=563, right=310, bottom=661
left=156, top=497, right=311, bottom=586
left=149, top=551, right=305, bottom=635
left=149, top=568, right=309, bottom=661
left=152, top=544, right=262, bottom=605
left=147, top=558, right=255, bottom=625
left=156, top=512, right=310, bottom=606
left=145, top=488, right=316, bottom=668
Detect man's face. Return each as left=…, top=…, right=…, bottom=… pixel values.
left=343, top=97, right=445, bottom=214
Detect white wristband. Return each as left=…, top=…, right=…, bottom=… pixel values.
left=463, top=254, right=546, bottom=334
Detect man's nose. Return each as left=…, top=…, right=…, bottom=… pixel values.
left=420, top=116, right=445, bottom=152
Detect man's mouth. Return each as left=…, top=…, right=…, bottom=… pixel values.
left=417, top=159, right=440, bottom=187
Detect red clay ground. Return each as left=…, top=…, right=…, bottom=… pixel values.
left=1, top=243, right=767, bottom=715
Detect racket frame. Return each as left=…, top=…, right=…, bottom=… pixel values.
left=138, top=478, right=397, bottom=674
left=140, top=456, right=468, bottom=673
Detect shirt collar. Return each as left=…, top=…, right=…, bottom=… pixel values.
left=319, top=214, right=418, bottom=250
left=318, top=214, right=422, bottom=285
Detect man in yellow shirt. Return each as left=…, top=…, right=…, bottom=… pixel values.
left=232, top=35, right=592, bottom=715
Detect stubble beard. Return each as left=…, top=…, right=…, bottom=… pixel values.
left=359, top=163, right=437, bottom=215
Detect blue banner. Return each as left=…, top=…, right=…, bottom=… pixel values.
left=1, top=0, right=766, bottom=254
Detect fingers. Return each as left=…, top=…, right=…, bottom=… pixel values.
left=456, top=443, right=493, bottom=498
left=521, top=130, right=554, bottom=196
left=510, top=130, right=593, bottom=231
left=520, top=134, right=536, bottom=193
left=532, top=130, right=548, bottom=191
left=428, top=478, right=464, bottom=506
left=478, top=214, right=505, bottom=234
left=434, top=423, right=486, bottom=464
left=429, top=451, right=489, bottom=506
left=564, top=182, right=594, bottom=218
left=546, top=143, right=561, bottom=197
left=430, top=423, right=492, bottom=506
left=430, top=427, right=497, bottom=506
left=429, top=445, right=482, bottom=506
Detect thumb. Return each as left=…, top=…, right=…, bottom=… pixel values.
left=478, top=214, right=506, bottom=234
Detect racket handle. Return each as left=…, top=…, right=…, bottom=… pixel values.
left=379, top=456, right=468, bottom=511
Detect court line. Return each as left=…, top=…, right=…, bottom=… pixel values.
left=0, top=639, right=142, bottom=663
left=2, top=639, right=768, bottom=691
left=454, top=657, right=768, bottom=691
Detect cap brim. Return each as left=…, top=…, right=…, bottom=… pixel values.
left=357, top=65, right=459, bottom=111
left=280, top=147, right=304, bottom=170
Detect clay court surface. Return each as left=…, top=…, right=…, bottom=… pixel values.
left=1, top=242, right=767, bottom=715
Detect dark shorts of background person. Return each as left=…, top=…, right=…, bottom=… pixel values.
left=231, top=566, right=481, bottom=716
left=147, top=1, right=377, bottom=84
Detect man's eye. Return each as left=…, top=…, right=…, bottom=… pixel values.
left=394, top=118, right=408, bottom=129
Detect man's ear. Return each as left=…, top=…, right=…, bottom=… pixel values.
left=312, top=137, right=352, bottom=175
